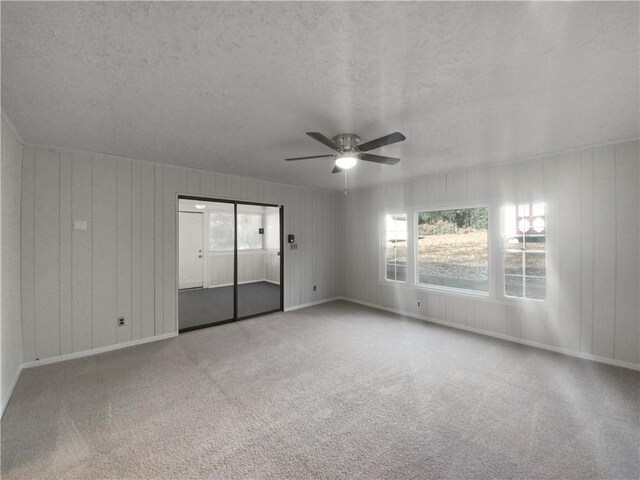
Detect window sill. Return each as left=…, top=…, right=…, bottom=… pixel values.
left=413, top=283, right=490, bottom=299
left=378, top=280, right=549, bottom=307
left=500, top=295, right=546, bottom=305
left=379, top=279, right=489, bottom=300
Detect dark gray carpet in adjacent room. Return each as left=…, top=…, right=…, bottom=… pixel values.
left=179, top=281, right=281, bottom=329
left=2, top=301, right=638, bottom=479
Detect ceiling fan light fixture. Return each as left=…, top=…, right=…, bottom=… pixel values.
left=335, top=154, right=358, bottom=170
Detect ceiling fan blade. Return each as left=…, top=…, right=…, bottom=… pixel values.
left=285, top=154, right=335, bottom=161
left=332, top=165, right=343, bottom=174
left=306, top=132, right=341, bottom=151
left=360, top=153, right=401, bottom=165
left=357, top=132, right=406, bottom=152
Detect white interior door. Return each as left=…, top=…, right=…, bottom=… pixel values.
left=179, top=212, right=204, bottom=289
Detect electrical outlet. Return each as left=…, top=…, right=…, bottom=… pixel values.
left=313, top=285, right=317, bottom=291
left=117, top=316, right=125, bottom=327
left=417, top=301, right=421, bottom=307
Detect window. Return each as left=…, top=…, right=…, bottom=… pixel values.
left=209, top=211, right=234, bottom=251
left=504, top=203, right=546, bottom=300
left=384, top=214, right=407, bottom=281
left=416, top=207, right=489, bottom=293
left=237, top=213, right=263, bottom=250
left=209, top=212, right=264, bottom=251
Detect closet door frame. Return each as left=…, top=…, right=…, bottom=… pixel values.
left=176, top=195, right=284, bottom=333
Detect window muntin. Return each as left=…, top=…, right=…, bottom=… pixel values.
left=416, top=207, right=489, bottom=293
left=504, top=203, right=546, bottom=300
left=209, top=212, right=264, bottom=251
left=384, top=214, right=407, bottom=282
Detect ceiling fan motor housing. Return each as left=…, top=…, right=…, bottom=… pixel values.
left=332, top=134, right=360, bottom=152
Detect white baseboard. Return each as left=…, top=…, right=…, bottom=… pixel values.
left=284, top=297, right=342, bottom=312
left=22, top=332, right=178, bottom=369
left=1, top=363, right=24, bottom=418
left=200, top=279, right=278, bottom=289
left=339, top=297, right=640, bottom=371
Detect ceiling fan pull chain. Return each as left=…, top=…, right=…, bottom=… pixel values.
left=344, top=169, right=348, bottom=196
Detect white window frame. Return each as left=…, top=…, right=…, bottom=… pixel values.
left=412, top=203, right=491, bottom=298
left=379, top=211, right=412, bottom=285
left=378, top=201, right=548, bottom=304
left=500, top=202, right=547, bottom=303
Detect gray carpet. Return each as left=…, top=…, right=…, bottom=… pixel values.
left=179, top=281, right=281, bottom=330
left=2, top=301, right=638, bottom=479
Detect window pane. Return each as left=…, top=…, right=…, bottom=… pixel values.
left=209, top=212, right=234, bottom=251
left=504, top=203, right=546, bottom=300
left=386, top=264, right=407, bottom=282
left=385, top=214, right=407, bottom=282
left=237, top=214, right=263, bottom=250
left=505, top=251, right=523, bottom=275
left=525, top=252, right=546, bottom=277
left=209, top=211, right=264, bottom=251
left=416, top=208, right=489, bottom=293
left=525, top=276, right=546, bottom=300
left=505, top=275, right=524, bottom=297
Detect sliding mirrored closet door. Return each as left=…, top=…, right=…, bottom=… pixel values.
left=237, top=204, right=282, bottom=319
left=178, top=199, right=235, bottom=331
left=178, top=197, right=283, bottom=332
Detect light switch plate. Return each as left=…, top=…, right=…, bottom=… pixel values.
left=73, top=220, right=88, bottom=231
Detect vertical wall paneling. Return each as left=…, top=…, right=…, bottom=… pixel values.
left=557, top=151, right=581, bottom=352
left=131, top=163, right=142, bottom=341
left=342, top=140, right=639, bottom=367
left=34, top=149, right=60, bottom=359
left=20, top=146, right=36, bottom=361
left=163, top=166, right=179, bottom=334
left=592, top=145, right=617, bottom=358
left=140, top=163, right=156, bottom=338
left=1, top=114, right=24, bottom=409
left=579, top=149, right=594, bottom=353
left=186, top=169, right=200, bottom=194
left=614, top=141, right=640, bottom=364
left=92, top=156, right=118, bottom=349
left=59, top=152, right=73, bottom=354
left=542, top=155, right=560, bottom=348
left=20, top=141, right=637, bottom=366
left=154, top=165, right=164, bottom=335
left=116, top=160, right=132, bottom=344
left=488, top=300, right=508, bottom=335
left=71, top=152, right=93, bottom=353
left=21, top=145, right=343, bottom=362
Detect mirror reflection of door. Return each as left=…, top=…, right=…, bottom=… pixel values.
left=178, top=212, right=203, bottom=289
left=179, top=200, right=235, bottom=331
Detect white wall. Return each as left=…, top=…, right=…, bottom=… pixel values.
left=342, top=140, right=640, bottom=368
left=17, top=139, right=638, bottom=369
left=206, top=252, right=270, bottom=287
left=21, top=144, right=342, bottom=362
left=1, top=112, right=24, bottom=412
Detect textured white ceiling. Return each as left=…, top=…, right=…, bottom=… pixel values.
left=2, top=1, right=638, bottom=190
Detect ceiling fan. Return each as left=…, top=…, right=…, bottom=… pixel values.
left=285, top=131, right=406, bottom=173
